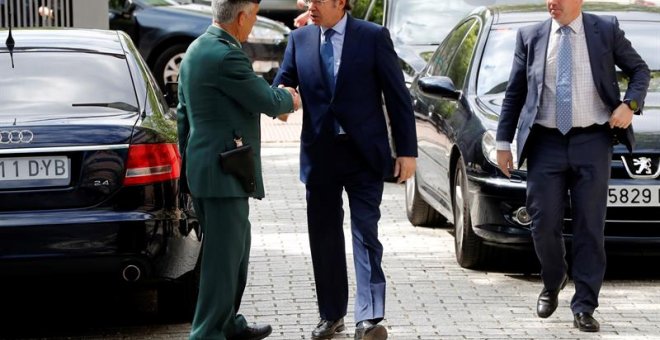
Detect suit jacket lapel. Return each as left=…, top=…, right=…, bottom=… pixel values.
left=534, top=20, right=552, bottom=93
left=303, top=25, right=333, bottom=97
left=334, top=15, right=358, bottom=96
left=583, top=13, right=604, bottom=93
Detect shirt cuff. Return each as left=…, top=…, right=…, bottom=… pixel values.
left=496, top=141, right=511, bottom=151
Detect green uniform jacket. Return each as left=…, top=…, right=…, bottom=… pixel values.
left=177, top=25, right=293, bottom=199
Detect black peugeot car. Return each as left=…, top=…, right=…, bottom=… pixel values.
left=109, top=0, right=290, bottom=89
left=406, top=3, right=660, bottom=269
left=0, top=28, right=201, bottom=319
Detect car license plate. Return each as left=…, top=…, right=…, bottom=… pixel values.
left=607, top=185, right=660, bottom=207
left=0, top=156, right=70, bottom=188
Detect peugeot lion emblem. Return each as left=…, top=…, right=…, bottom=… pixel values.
left=621, top=155, right=660, bottom=179
left=633, top=157, right=653, bottom=175
left=0, top=130, right=34, bottom=144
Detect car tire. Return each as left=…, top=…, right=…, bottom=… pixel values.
left=452, top=156, right=488, bottom=269
left=153, top=43, right=188, bottom=90
left=157, top=248, right=201, bottom=322
left=405, top=173, right=445, bottom=226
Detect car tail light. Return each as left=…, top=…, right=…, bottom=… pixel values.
left=123, top=144, right=181, bottom=186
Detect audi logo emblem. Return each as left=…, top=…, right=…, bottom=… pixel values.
left=0, top=130, right=34, bottom=144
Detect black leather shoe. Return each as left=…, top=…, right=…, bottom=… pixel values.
left=228, top=323, right=272, bottom=340
left=536, top=275, right=568, bottom=318
left=574, top=312, right=600, bottom=332
left=312, top=318, right=345, bottom=339
left=354, top=320, right=387, bottom=340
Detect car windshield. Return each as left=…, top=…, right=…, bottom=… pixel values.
left=387, top=0, right=544, bottom=46
left=477, top=21, right=660, bottom=98
left=0, top=52, right=138, bottom=116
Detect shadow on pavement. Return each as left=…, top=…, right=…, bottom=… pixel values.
left=0, top=278, right=183, bottom=339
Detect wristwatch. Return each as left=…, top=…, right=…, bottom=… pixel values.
left=623, top=98, right=639, bottom=113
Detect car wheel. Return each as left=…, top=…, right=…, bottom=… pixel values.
left=405, top=173, right=445, bottom=226
left=452, top=156, right=487, bottom=269
left=153, top=44, right=188, bottom=90
left=158, top=248, right=201, bottom=322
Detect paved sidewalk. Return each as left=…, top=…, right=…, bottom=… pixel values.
left=261, top=109, right=303, bottom=144
left=241, top=146, right=660, bottom=340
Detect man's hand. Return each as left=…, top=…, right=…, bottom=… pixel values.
left=394, top=156, right=416, bottom=184
left=609, top=102, right=634, bottom=129
left=497, top=150, right=514, bottom=178
left=277, top=114, right=289, bottom=122
left=279, top=85, right=301, bottom=111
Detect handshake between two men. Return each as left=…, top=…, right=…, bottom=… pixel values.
left=277, top=85, right=301, bottom=122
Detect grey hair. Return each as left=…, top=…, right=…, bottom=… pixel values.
left=212, top=0, right=255, bottom=24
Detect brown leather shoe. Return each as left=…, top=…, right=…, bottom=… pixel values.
left=537, top=275, right=568, bottom=318
left=354, top=320, right=387, bottom=340
left=574, top=312, right=600, bottom=332
left=312, top=318, right=345, bottom=339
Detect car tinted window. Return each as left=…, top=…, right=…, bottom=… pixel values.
left=477, top=21, right=660, bottom=96
left=428, top=19, right=475, bottom=77
left=0, top=52, right=138, bottom=115
left=446, top=20, right=481, bottom=90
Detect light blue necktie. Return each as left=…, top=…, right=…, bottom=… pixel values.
left=556, top=26, right=572, bottom=135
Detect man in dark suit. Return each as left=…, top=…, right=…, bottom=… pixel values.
left=273, top=0, right=417, bottom=339
left=496, top=0, right=650, bottom=332
left=177, top=0, right=300, bottom=339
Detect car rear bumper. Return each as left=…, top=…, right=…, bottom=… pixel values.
left=0, top=209, right=201, bottom=282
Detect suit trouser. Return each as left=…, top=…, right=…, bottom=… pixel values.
left=190, top=197, right=250, bottom=340
left=526, top=124, right=612, bottom=314
left=306, top=137, right=386, bottom=324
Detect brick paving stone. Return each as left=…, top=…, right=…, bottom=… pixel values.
left=16, top=145, right=659, bottom=340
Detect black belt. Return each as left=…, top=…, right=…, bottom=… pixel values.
left=533, top=123, right=608, bottom=136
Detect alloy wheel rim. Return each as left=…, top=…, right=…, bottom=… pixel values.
left=163, top=52, right=185, bottom=85
left=405, top=174, right=416, bottom=214
left=454, top=173, right=465, bottom=252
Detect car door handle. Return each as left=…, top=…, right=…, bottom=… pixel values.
left=428, top=104, right=435, bottom=116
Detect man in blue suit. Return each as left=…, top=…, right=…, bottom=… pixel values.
left=496, top=0, right=650, bottom=332
left=273, top=0, right=417, bottom=339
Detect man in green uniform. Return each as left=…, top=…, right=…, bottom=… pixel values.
left=177, top=0, right=300, bottom=339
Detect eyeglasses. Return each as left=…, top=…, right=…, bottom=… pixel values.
left=303, top=0, right=331, bottom=6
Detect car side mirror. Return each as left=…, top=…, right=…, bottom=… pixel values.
left=123, top=0, right=136, bottom=16
left=418, top=76, right=460, bottom=100
left=164, top=82, right=179, bottom=108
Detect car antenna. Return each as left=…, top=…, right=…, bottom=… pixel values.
left=5, top=9, right=15, bottom=68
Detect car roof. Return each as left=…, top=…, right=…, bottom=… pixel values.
left=0, top=29, right=126, bottom=55
left=482, top=2, right=660, bottom=25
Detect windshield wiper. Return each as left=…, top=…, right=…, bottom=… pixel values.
left=72, top=102, right=139, bottom=112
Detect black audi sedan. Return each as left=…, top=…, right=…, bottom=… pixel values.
left=0, top=29, right=200, bottom=319
left=406, top=3, right=660, bottom=269
left=109, top=0, right=290, bottom=89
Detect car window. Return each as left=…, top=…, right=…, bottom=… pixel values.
left=446, top=20, right=481, bottom=90
left=427, top=18, right=475, bottom=77
left=476, top=21, right=660, bottom=96
left=382, top=0, right=545, bottom=46
left=0, top=52, right=138, bottom=115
